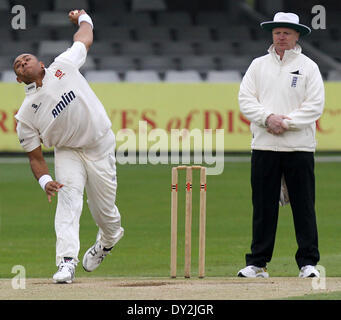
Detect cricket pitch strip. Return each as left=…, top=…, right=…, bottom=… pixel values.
left=1, top=277, right=341, bottom=300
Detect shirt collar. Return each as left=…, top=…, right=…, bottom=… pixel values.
left=24, top=68, right=48, bottom=95
left=24, top=82, right=37, bottom=94
left=268, top=44, right=301, bottom=63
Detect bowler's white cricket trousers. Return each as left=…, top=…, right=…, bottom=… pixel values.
left=54, top=134, right=124, bottom=266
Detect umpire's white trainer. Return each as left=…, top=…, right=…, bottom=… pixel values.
left=82, top=241, right=112, bottom=272
left=299, top=265, right=320, bottom=278
left=53, top=257, right=76, bottom=284
left=237, top=265, right=269, bottom=278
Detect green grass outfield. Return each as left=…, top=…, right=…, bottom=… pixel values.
left=1, top=159, right=341, bottom=282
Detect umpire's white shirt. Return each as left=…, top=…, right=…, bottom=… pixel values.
left=239, top=44, right=325, bottom=152
left=15, top=41, right=114, bottom=159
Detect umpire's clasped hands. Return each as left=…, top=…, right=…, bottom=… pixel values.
left=266, top=114, right=291, bottom=135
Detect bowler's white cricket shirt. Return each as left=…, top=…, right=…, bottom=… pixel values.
left=15, top=41, right=114, bottom=158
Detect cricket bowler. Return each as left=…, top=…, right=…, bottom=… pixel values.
left=13, top=10, right=124, bottom=283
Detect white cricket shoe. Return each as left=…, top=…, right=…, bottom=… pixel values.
left=237, top=265, right=269, bottom=278
left=82, top=241, right=112, bottom=272
left=299, top=265, right=320, bottom=278
left=53, top=258, right=76, bottom=284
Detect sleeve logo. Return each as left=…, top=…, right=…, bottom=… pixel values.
left=55, top=69, right=66, bottom=80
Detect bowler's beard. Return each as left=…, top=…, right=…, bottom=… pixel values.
left=20, top=68, right=45, bottom=85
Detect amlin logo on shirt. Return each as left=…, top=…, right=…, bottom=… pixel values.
left=52, top=91, right=76, bottom=119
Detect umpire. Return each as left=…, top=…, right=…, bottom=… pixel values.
left=237, top=12, right=324, bottom=278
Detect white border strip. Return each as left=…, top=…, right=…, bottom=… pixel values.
left=1, top=156, right=341, bottom=164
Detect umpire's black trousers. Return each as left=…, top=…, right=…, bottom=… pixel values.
left=245, top=150, right=320, bottom=269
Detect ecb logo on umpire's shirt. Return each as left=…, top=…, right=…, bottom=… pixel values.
left=291, top=76, right=298, bottom=88
left=290, top=70, right=301, bottom=88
